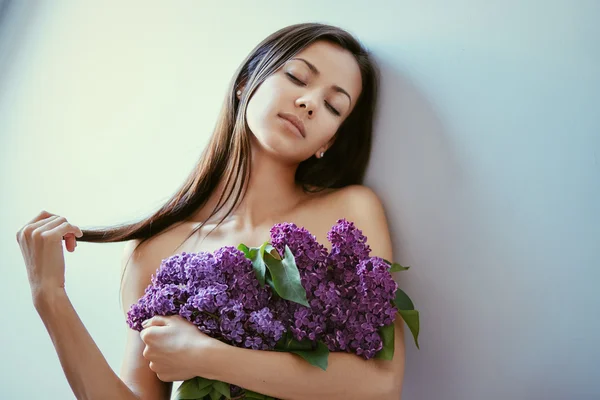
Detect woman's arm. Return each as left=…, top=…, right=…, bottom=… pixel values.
left=204, top=317, right=405, bottom=400
left=34, top=289, right=141, bottom=400
left=27, top=241, right=173, bottom=400
left=118, top=239, right=174, bottom=400
left=32, top=238, right=171, bottom=400
left=201, top=185, right=406, bottom=400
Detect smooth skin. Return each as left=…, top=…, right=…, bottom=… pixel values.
left=17, top=40, right=405, bottom=400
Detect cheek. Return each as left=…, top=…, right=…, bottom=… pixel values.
left=314, top=119, right=340, bottom=144
left=245, top=81, right=281, bottom=131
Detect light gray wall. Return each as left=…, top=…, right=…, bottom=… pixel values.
left=1, top=1, right=598, bottom=399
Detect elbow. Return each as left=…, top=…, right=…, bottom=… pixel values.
left=380, top=371, right=403, bottom=400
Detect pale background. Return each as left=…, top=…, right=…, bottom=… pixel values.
left=1, top=1, right=598, bottom=399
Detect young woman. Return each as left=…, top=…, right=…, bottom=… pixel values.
left=16, top=22, right=406, bottom=400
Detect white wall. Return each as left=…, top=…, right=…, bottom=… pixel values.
left=1, top=1, right=598, bottom=399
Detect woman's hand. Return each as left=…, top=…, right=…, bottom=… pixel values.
left=140, top=315, right=227, bottom=382
left=16, top=210, right=83, bottom=300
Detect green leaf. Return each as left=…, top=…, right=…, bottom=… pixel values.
left=289, top=340, right=330, bottom=371
left=244, top=390, right=268, bottom=399
left=237, top=243, right=250, bottom=256
left=274, top=333, right=330, bottom=370
left=398, top=309, right=420, bottom=349
left=264, top=244, right=281, bottom=260
left=174, top=379, right=200, bottom=399
left=375, top=323, right=395, bottom=360
left=197, top=377, right=215, bottom=391
left=209, top=387, right=222, bottom=400
left=263, top=245, right=309, bottom=307
left=239, top=242, right=268, bottom=287
left=212, top=381, right=231, bottom=399
left=383, top=258, right=410, bottom=272
left=265, top=274, right=276, bottom=291
left=392, top=288, right=420, bottom=349
left=174, top=378, right=213, bottom=400
left=275, top=332, right=314, bottom=351
left=390, top=263, right=410, bottom=272
left=197, top=385, right=214, bottom=399
left=394, top=288, right=415, bottom=311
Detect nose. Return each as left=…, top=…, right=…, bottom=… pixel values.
left=300, top=104, right=313, bottom=117
left=296, top=97, right=315, bottom=117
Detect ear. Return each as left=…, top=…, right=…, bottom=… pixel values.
left=315, top=146, right=328, bottom=159
left=315, top=135, right=337, bottom=158
left=236, top=86, right=245, bottom=99
left=236, top=78, right=248, bottom=99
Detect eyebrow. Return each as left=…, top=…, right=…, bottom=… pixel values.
left=290, top=57, right=353, bottom=107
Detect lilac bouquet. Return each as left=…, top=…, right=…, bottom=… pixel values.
left=127, top=219, right=420, bottom=400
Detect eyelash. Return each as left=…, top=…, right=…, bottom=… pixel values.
left=285, top=73, right=341, bottom=116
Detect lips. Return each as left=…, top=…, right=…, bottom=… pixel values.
left=278, top=113, right=306, bottom=138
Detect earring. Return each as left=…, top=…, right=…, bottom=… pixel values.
left=320, top=152, right=325, bottom=158
left=236, top=90, right=242, bottom=96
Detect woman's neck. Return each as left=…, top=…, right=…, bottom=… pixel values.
left=192, top=145, right=309, bottom=231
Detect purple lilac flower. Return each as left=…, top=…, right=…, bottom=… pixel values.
left=126, top=217, right=399, bottom=365
left=230, top=385, right=245, bottom=397
left=320, top=219, right=399, bottom=359
left=245, top=307, right=286, bottom=350
left=327, top=219, right=372, bottom=295
left=327, top=219, right=371, bottom=267
left=269, top=222, right=330, bottom=342
left=126, top=248, right=286, bottom=350
left=322, top=256, right=399, bottom=358
left=356, top=257, right=399, bottom=327
left=266, top=218, right=399, bottom=359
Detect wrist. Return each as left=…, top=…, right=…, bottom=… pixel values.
left=32, top=286, right=68, bottom=313
left=197, top=339, right=232, bottom=381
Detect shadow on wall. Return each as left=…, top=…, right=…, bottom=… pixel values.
left=367, top=52, right=468, bottom=255
left=365, top=54, right=474, bottom=399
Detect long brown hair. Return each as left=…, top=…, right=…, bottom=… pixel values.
left=77, top=22, right=380, bottom=292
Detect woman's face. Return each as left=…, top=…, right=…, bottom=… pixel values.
left=244, top=40, right=363, bottom=163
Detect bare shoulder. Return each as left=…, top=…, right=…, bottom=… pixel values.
left=330, top=184, right=385, bottom=210
left=319, top=185, right=394, bottom=261
left=120, top=238, right=157, bottom=311
left=119, top=227, right=184, bottom=309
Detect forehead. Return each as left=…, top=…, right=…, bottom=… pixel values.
left=287, top=41, right=362, bottom=103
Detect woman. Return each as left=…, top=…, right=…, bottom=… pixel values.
left=16, top=22, right=406, bottom=400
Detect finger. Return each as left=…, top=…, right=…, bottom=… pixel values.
left=43, top=220, right=83, bottom=244
left=32, top=215, right=76, bottom=252
left=142, top=316, right=168, bottom=328
left=66, top=233, right=74, bottom=252
left=25, top=210, right=55, bottom=226
left=139, top=326, right=161, bottom=344
left=149, top=361, right=157, bottom=373
left=19, top=215, right=60, bottom=239
left=33, top=216, right=83, bottom=239
left=142, top=316, right=167, bottom=328
left=142, top=344, right=151, bottom=359
left=63, top=233, right=78, bottom=252
left=140, top=327, right=154, bottom=343
left=16, top=211, right=56, bottom=240
left=35, top=216, right=69, bottom=237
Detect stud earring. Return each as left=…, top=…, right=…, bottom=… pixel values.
left=320, top=152, right=325, bottom=158
left=236, top=90, right=242, bottom=96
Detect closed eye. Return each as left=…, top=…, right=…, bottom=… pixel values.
left=285, top=73, right=341, bottom=116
